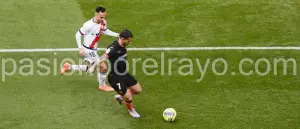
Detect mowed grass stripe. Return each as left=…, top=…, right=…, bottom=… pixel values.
left=1, top=51, right=300, bottom=128
left=0, top=0, right=131, bottom=128
left=0, top=0, right=83, bottom=49
left=3, top=46, right=300, bottom=53
left=77, top=0, right=300, bottom=47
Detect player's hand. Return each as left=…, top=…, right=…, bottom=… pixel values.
left=79, top=48, right=84, bottom=56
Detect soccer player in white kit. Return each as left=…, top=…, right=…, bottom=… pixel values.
left=60, top=7, right=118, bottom=91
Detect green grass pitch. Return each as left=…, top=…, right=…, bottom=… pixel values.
left=0, top=0, right=300, bottom=128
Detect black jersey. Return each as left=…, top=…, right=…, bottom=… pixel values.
left=105, top=40, right=128, bottom=75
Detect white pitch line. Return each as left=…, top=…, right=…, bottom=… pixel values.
left=127, top=47, right=300, bottom=51
left=1, top=47, right=300, bottom=52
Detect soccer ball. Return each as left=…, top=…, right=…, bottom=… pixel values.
left=163, top=108, right=176, bottom=122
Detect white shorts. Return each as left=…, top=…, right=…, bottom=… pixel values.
left=82, top=47, right=99, bottom=64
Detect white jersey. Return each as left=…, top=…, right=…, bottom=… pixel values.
left=79, top=18, right=107, bottom=49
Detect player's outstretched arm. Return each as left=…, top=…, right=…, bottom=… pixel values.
left=102, top=29, right=119, bottom=37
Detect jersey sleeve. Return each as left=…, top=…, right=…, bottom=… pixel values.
left=104, top=46, right=117, bottom=59
left=79, top=23, right=92, bottom=35
left=103, top=25, right=107, bottom=31
left=102, top=20, right=108, bottom=31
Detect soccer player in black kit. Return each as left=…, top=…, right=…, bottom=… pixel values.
left=91, top=29, right=142, bottom=118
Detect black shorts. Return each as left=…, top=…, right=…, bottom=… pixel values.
left=108, top=72, right=138, bottom=96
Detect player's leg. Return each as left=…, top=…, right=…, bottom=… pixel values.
left=114, top=83, right=141, bottom=109
left=117, top=89, right=140, bottom=118
left=113, top=74, right=139, bottom=103
left=128, top=83, right=142, bottom=95
left=108, top=74, right=140, bottom=118
left=123, top=74, right=141, bottom=118
left=98, top=62, right=113, bottom=91
left=60, top=48, right=91, bottom=74
left=125, top=73, right=142, bottom=96
left=122, top=90, right=140, bottom=118
left=60, top=63, right=88, bottom=74
left=98, top=62, right=107, bottom=87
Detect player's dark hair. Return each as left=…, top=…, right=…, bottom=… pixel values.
left=95, top=7, right=106, bottom=13
left=119, top=29, right=133, bottom=39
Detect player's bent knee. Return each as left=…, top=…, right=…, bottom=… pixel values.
left=134, top=87, right=142, bottom=94
left=122, top=92, right=132, bottom=101
left=100, top=65, right=107, bottom=69
left=131, top=83, right=142, bottom=94
left=136, top=83, right=142, bottom=92
left=100, top=68, right=107, bottom=72
left=135, top=89, right=142, bottom=94
left=99, top=63, right=107, bottom=72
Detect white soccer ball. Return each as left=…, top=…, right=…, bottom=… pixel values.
left=163, top=108, right=176, bottom=122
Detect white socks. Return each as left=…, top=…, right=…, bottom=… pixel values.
left=68, top=65, right=107, bottom=86
left=98, top=72, right=107, bottom=86
left=69, top=65, right=88, bottom=72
